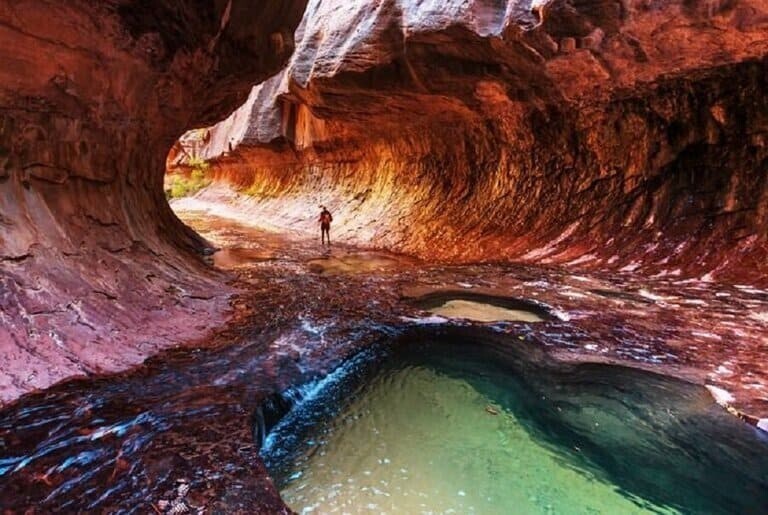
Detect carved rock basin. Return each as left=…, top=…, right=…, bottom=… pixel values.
left=410, top=291, right=555, bottom=323
left=262, top=330, right=768, bottom=514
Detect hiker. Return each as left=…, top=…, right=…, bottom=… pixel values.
left=319, top=206, right=333, bottom=245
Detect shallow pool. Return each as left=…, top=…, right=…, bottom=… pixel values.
left=262, top=339, right=768, bottom=514
left=429, top=298, right=545, bottom=323
left=409, top=291, right=553, bottom=323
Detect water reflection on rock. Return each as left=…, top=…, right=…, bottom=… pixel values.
left=266, top=336, right=768, bottom=515
left=1, top=212, right=767, bottom=512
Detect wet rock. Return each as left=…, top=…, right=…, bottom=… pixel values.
left=0, top=1, right=308, bottom=403
left=175, top=0, right=768, bottom=285
left=2, top=213, right=767, bottom=513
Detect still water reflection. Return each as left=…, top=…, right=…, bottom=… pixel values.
left=264, top=339, right=768, bottom=514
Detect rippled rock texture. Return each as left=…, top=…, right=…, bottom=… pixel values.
left=0, top=1, right=307, bottom=403
left=3, top=212, right=767, bottom=512
left=179, top=0, right=768, bottom=284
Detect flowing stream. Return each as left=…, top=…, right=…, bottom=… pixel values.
left=2, top=212, right=768, bottom=513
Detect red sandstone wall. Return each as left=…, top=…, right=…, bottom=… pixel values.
left=178, top=0, right=768, bottom=284
left=0, top=0, right=307, bottom=402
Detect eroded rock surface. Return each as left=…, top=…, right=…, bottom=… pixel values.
left=0, top=1, right=307, bottom=403
left=179, top=0, right=768, bottom=284
left=2, top=212, right=767, bottom=512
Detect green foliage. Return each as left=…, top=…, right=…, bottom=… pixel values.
left=189, top=128, right=209, bottom=141
left=188, top=156, right=210, bottom=174
left=165, top=157, right=211, bottom=199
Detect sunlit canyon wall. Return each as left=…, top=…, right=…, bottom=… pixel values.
left=179, top=0, right=768, bottom=284
left=0, top=0, right=307, bottom=401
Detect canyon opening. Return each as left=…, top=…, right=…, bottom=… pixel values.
left=1, top=1, right=768, bottom=514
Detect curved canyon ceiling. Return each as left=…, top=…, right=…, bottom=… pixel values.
left=0, top=0, right=307, bottom=400
left=177, top=0, right=768, bottom=283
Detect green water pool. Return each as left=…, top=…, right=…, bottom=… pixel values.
left=262, top=339, right=768, bottom=514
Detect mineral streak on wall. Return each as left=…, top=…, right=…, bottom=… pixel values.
left=0, top=1, right=307, bottom=403
left=178, top=0, right=768, bottom=284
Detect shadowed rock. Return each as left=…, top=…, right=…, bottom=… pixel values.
left=0, top=1, right=307, bottom=404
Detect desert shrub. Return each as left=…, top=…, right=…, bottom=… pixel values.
left=165, top=157, right=211, bottom=199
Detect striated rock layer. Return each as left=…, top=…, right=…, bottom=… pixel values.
left=180, top=0, right=768, bottom=285
left=0, top=0, right=307, bottom=403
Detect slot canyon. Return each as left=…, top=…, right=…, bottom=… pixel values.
left=2, top=0, right=768, bottom=513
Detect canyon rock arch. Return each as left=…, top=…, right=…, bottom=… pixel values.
left=0, top=0, right=307, bottom=402
left=181, top=0, right=768, bottom=281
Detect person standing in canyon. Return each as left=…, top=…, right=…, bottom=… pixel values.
left=319, top=206, right=333, bottom=245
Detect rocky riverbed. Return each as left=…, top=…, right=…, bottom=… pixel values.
left=1, top=210, right=766, bottom=512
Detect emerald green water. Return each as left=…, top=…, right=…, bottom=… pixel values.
left=262, top=341, right=768, bottom=514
